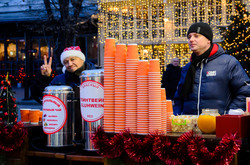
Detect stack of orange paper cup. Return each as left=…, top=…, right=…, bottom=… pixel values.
left=114, top=44, right=127, bottom=133
left=104, top=38, right=116, bottom=132
left=125, top=44, right=139, bottom=133
left=161, top=88, right=167, bottom=135
left=166, top=100, right=173, bottom=132
left=136, top=60, right=149, bottom=135
left=148, top=59, right=162, bottom=133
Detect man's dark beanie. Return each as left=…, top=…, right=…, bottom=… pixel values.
left=187, top=22, right=213, bottom=42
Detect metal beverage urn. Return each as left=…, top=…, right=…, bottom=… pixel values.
left=42, top=86, right=75, bottom=147
left=80, top=69, right=104, bottom=150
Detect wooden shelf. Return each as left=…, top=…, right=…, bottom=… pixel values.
left=66, top=154, right=104, bottom=162
left=26, top=151, right=104, bottom=162
left=25, top=150, right=106, bottom=165
left=26, top=151, right=66, bottom=159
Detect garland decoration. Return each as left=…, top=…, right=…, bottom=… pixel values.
left=91, top=126, right=124, bottom=158
left=92, top=127, right=241, bottom=165
left=123, top=132, right=155, bottom=163
left=153, top=131, right=193, bottom=165
left=0, top=121, right=28, bottom=151
left=187, top=133, right=241, bottom=165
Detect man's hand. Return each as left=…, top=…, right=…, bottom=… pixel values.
left=41, top=55, right=52, bottom=77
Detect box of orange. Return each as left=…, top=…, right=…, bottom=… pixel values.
left=216, top=115, right=250, bottom=138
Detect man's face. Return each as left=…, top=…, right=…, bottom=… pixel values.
left=172, top=58, right=180, bottom=67
left=188, top=32, right=211, bottom=56
left=63, top=56, right=84, bottom=72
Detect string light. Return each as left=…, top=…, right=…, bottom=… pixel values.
left=221, top=0, right=250, bottom=75
left=98, top=0, right=248, bottom=72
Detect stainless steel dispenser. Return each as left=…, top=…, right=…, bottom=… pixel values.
left=42, top=86, right=75, bottom=147
left=80, top=69, right=104, bottom=150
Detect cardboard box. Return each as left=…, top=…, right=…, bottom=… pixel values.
left=216, top=115, right=250, bottom=138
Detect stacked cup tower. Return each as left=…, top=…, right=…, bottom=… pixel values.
left=103, top=38, right=173, bottom=134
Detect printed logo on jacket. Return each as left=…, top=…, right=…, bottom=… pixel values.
left=206, top=71, right=216, bottom=77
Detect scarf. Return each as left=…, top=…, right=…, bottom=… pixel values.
left=65, top=64, right=85, bottom=87
left=180, top=45, right=213, bottom=98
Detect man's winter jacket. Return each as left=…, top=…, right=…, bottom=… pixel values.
left=173, top=44, right=250, bottom=115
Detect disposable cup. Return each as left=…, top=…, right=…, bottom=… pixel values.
left=104, top=38, right=116, bottom=58
left=39, top=110, right=43, bottom=122
left=29, top=109, right=40, bottom=124
left=115, top=44, right=127, bottom=63
left=20, top=109, right=30, bottom=123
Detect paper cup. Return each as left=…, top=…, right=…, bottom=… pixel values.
left=29, top=109, right=40, bottom=124
left=104, top=38, right=116, bottom=58
left=247, top=97, right=250, bottom=113
left=127, top=44, right=139, bottom=59
left=39, top=110, right=43, bottom=122
left=20, top=109, right=30, bottom=123
left=149, top=59, right=160, bottom=72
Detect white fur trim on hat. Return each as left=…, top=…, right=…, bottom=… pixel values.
left=62, top=66, right=66, bottom=73
left=60, top=49, right=85, bottom=65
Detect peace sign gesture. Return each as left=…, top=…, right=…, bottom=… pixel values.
left=40, top=55, right=52, bottom=77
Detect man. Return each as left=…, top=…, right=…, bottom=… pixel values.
left=31, top=46, right=95, bottom=103
left=173, top=22, right=250, bottom=115
left=161, top=58, right=182, bottom=100
left=30, top=46, right=95, bottom=140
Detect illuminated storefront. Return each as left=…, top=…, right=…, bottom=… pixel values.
left=0, top=36, right=53, bottom=79
left=98, top=0, right=249, bottom=72
left=0, top=1, right=99, bottom=85
left=0, top=34, right=98, bottom=85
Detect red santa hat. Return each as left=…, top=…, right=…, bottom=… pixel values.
left=60, top=46, right=85, bottom=65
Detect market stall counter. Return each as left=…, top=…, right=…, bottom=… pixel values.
left=14, top=123, right=249, bottom=165
left=3, top=122, right=250, bottom=165
left=20, top=123, right=106, bottom=165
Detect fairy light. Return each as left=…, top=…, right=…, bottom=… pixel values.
left=98, top=0, right=247, bottom=72
left=221, top=0, right=250, bottom=75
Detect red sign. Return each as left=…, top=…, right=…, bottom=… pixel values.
left=42, top=95, right=67, bottom=134
left=80, top=80, right=104, bottom=122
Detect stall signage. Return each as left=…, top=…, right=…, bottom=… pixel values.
left=80, top=80, right=104, bottom=122
left=42, top=95, right=67, bottom=134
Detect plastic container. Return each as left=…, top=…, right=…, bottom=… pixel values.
left=170, top=115, right=198, bottom=132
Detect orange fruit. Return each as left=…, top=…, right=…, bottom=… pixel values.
left=197, top=115, right=216, bottom=134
